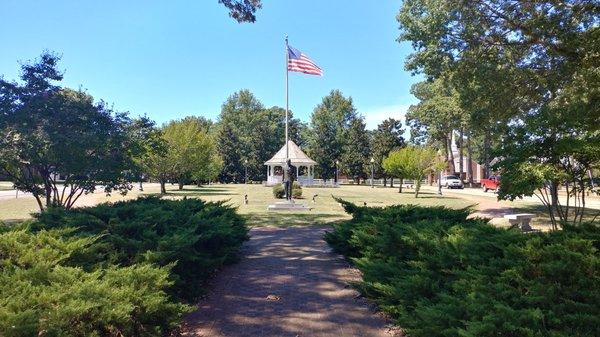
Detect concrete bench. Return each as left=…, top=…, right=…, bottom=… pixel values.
left=504, top=213, right=535, bottom=232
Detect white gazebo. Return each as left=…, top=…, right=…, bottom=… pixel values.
left=265, top=140, right=317, bottom=186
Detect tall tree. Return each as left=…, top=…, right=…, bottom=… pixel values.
left=341, top=117, right=371, bottom=183
left=216, top=90, right=303, bottom=183
left=406, top=77, right=463, bottom=174
left=0, top=53, right=135, bottom=210
left=217, top=90, right=265, bottom=182
left=306, top=90, right=358, bottom=179
left=162, top=117, right=217, bottom=190
left=217, top=123, right=243, bottom=183
left=371, top=118, right=405, bottom=186
left=398, top=0, right=600, bottom=225
left=127, top=116, right=164, bottom=191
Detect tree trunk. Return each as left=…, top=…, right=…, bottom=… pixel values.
left=43, top=173, right=52, bottom=208
left=390, top=177, right=394, bottom=188
left=550, top=180, right=561, bottom=223
left=160, top=180, right=167, bottom=194
left=467, top=130, right=474, bottom=187
left=33, top=192, right=44, bottom=211
left=414, top=180, right=421, bottom=198
left=483, top=131, right=491, bottom=179
left=398, top=177, right=403, bottom=193
left=178, top=181, right=184, bottom=190
left=383, top=176, right=387, bottom=187
left=458, top=128, right=464, bottom=181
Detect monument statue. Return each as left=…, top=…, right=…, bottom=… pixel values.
left=284, top=159, right=293, bottom=201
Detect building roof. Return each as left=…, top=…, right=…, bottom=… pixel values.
left=264, top=140, right=317, bottom=166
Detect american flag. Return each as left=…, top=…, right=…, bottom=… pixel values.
left=287, top=45, right=323, bottom=76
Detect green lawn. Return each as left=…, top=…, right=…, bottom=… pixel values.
left=0, top=183, right=473, bottom=225
left=2, top=183, right=595, bottom=229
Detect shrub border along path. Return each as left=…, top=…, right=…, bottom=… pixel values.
left=182, top=225, right=393, bottom=337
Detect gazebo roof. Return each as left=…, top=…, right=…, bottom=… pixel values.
left=264, top=141, right=317, bottom=166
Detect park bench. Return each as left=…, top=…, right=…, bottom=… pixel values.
left=504, top=213, right=536, bottom=232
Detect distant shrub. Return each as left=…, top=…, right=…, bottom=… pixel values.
left=273, top=184, right=285, bottom=198
left=325, top=200, right=600, bottom=337
left=292, top=182, right=303, bottom=198
left=272, top=182, right=303, bottom=199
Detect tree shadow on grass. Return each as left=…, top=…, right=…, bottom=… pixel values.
left=511, top=203, right=600, bottom=225
left=143, top=188, right=238, bottom=198
left=164, top=191, right=239, bottom=197
left=415, top=195, right=464, bottom=200
left=1, top=219, right=24, bottom=227
left=178, top=187, right=231, bottom=192
left=244, top=212, right=347, bottom=228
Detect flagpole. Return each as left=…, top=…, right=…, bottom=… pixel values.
left=285, top=35, right=289, bottom=161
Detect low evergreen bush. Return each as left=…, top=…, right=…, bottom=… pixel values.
left=325, top=200, right=600, bottom=337
left=1, top=196, right=249, bottom=336
left=0, top=228, right=188, bottom=336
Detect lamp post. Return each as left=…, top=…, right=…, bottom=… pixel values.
left=437, top=150, right=443, bottom=195
left=335, top=160, right=339, bottom=186
left=244, top=159, right=248, bottom=184
left=370, top=157, right=375, bottom=188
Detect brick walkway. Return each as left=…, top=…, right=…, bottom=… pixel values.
left=182, top=226, right=392, bottom=337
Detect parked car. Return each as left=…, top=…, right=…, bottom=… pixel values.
left=440, top=175, right=464, bottom=189
left=481, top=176, right=501, bottom=192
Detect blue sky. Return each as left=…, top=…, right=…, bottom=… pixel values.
left=0, top=0, right=420, bottom=129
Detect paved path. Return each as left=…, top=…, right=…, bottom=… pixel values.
left=182, top=226, right=393, bottom=337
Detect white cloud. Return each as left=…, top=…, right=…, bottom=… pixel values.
left=360, top=104, right=411, bottom=131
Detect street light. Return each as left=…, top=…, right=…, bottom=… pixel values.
left=244, top=159, right=248, bottom=184
left=437, top=150, right=443, bottom=195
left=370, top=157, right=375, bottom=188
left=335, top=160, right=339, bottom=186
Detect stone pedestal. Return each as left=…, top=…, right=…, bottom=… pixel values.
left=267, top=200, right=312, bottom=211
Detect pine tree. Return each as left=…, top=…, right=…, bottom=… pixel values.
left=371, top=118, right=405, bottom=185
left=341, top=118, right=370, bottom=183
left=217, top=124, right=243, bottom=182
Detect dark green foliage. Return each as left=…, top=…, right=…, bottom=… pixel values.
left=272, top=182, right=302, bottom=199
left=1, top=197, right=248, bottom=336
left=306, top=90, right=358, bottom=180
left=216, top=90, right=305, bottom=183
left=32, top=196, right=249, bottom=300
left=219, top=0, right=262, bottom=23
left=370, top=118, right=405, bottom=180
left=0, top=228, right=188, bottom=337
left=0, top=53, right=136, bottom=211
left=325, top=200, right=600, bottom=337
left=341, top=117, right=370, bottom=183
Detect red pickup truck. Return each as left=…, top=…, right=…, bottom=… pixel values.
left=481, top=176, right=500, bottom=192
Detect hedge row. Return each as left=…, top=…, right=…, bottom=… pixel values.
left=0, top=197, right=249, bottom=336
left=325, top=200, right=600, bottom=337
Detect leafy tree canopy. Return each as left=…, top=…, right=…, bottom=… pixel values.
left=219, top=0, right=262, bottom=23
left=306, top=90, right=359, bottom=179
left=0, top=52, right=135, bottom=210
